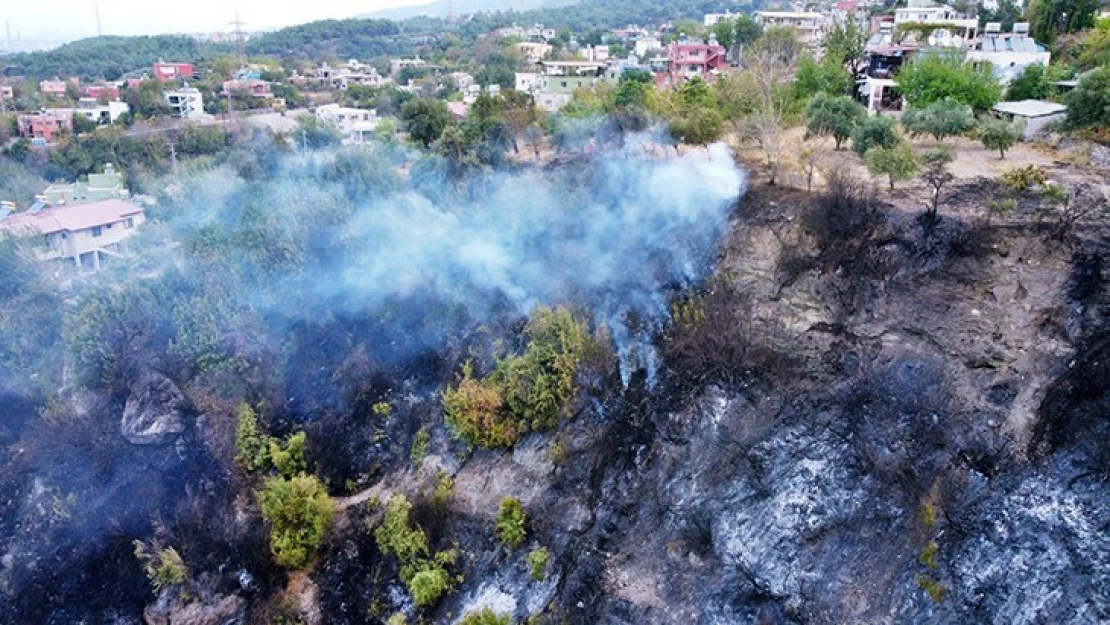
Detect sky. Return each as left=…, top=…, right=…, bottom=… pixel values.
left=2, top=0, right=430, bottom=49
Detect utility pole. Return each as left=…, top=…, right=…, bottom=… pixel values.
left=447, top=0, right=455, bottom=22
left=95, top=3, right=103, bottom=37
left=5, top=21, right=11, bottom=50
left=230, top=11, right=247, bottom=68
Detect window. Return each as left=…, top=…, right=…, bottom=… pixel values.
left=106, top=223, right=112, bottom=229
left=125, top=218, right=134, bottom=229
left=91, top=226, right=102, bottom=237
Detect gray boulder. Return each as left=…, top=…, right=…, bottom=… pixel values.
left=121, top=372, right=187, bottom=445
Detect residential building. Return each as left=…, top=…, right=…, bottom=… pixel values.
left=754, top=12, right=829, bottom=46
left=314, top=104, right=380, bottom=144
left=524, top=25, right=556, bottom=41
left=448, top=71, right=475, bottom=93
left=82, top=83, right=120, bottom=101
left=581, top=45, right=611, bottom=62
left=516, top=42, right=553, bottom=64
left=61, top=99, right=130, bottom=125
left=665, top=38, right=727, bottom=85
left=41, top=164, right=129, bottom=206
left=966, top=22, right=1050, bottom=82
left=704, top=12, right=740, bottom=27
left=315, top=61, right=387, bottom=89
left=0, top=199, right=145, bottom=270
left=165, top=86, right=207, bottom=119
left=893, top=3, right=978, bottom=46
left=991, top=100, right=1067, bottom=139
left=389, top=56, right=427, bottom=77
left=0, top=84, right=12, bottom=101
left=16, top=111, right=73, bottom=141
left=153, top=61, right=196, bottom=82
left=39, top=77, right=73, bottom=97
left=515, top=72, right=541, bottom=94
left=537, top=61, right=614, bottom=94
left=634, top=37, right=663, bottom=57
left=222, top=79, right=273, bottom=98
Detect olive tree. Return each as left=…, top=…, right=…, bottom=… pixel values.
left=902, top=99, right=974, bottom=143
left=866, top=141, right=921, bottom=190
left=805, top=93, right=864, bottom=150
left=976, top=116, right=1022, bottom=159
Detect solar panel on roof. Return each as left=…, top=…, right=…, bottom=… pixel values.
left=0, top=209, right=12, bottom=220
left=28, top=202, right=45, bottom=214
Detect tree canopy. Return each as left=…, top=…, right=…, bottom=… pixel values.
left=895, top=54, right=1003, bottom=110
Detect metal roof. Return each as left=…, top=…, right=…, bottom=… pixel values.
left=992, top=99, right=1068, bottom=118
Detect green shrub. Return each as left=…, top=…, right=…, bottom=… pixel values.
left=459, top=609, right=512, bottom=625
left=444, top=307, right=598, bottom=449
left=133, top=540, right=189, bottom=593
left=527, top=546, right=551, bottom=581
left=410, top=428, right=430, bottom=467
left=269, top=431, right=308, bottom=478
left=999, top=165, right=1047, bottom=191
left=374, top=494, right=459, bottom=608
left=235, top=403, right=269, bottom=472
left=919, top=540, right=939, bottom=568
left=496, top=497, right=527, bottom=549
left=916, top=575, right=947, bottom=602
left=258, top=474, right=334, bottom=569
left=375, top=494, right=429, bottom=566
left=901, top=99, right=974, bottom=142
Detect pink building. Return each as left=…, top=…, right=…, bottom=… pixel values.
left=153, top=61, right=195, bottom=83
left=40, top=77, right=75, bottom=97
left=17, top=111, right=73, bottom=141
left=665, top=40, right=726, bottom=85
left=82, top=84, right=121, bottom=101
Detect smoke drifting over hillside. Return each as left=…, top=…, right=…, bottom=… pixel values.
left=169, top=141, right=746, bottom=381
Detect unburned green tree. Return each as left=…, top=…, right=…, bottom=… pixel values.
left=495, top=497, right=527, bottom=549
left=976, top=116, right=1022, bottom=158
left=851, top=115, right=900, bottom=156
left=805, top=93, right=864, bottom=150
left=901, top=99, right=974, bottom=142
left=258, top=473, right=334, bottom=569
left=400, top=97, right=452, bottom=147
left=866, top=142, right=921, bottom=189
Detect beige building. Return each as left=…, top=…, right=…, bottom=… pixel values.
left=0, top=199, right=145, bottom=270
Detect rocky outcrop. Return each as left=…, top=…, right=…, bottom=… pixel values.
left=121, top=372, right=187, bottom=445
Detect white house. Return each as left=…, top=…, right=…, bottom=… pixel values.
left=634, top=37, right=663, bottom=57
left=53, top=99, right=130, bottom=125
left=894, top=3, right=978, bottom=46
left=754, top=12, right=829, bottom=46
left=314, top=104, right=381, bottom=144
left=165, top=86, right=206, bottom=119
left=515, top=72, right=541, bottom=94
left=704, top=12, right=740, bottom=27
left=966, top=23, right=1050, bottom=83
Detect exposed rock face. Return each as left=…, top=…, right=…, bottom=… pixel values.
left=144, top=589, right=245, bottom=625
left=121, top=372, right=187, bottom=445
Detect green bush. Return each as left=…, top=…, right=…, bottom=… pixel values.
left=269, top=431, right=308, bottom=478
left=496, top=497, right=527, bottom=549
left=444, top=307, right=598, bottom=449
left=527, top=546, right=551, bottom=581
left=1065, top=66, right=1110, bottom=130
left=235, top=403, right=269, bottom=472
left=374, top=494, right=459, bottom=608
left=133, top=540, right=189, bottom=594
left=410, top=428, right=430, bottom=467
left=258, top=474, right=334, bottom=569
left=459, top=609, right=512, bottom=625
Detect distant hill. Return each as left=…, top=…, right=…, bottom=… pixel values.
left=0, top=35, right=231, bottom=80
left=363, top=0, right=578, bottom=20
left=2, top=0, right=753, bottom=77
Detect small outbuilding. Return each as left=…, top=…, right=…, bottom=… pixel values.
left=991, top=99, right=1067, bottom=139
